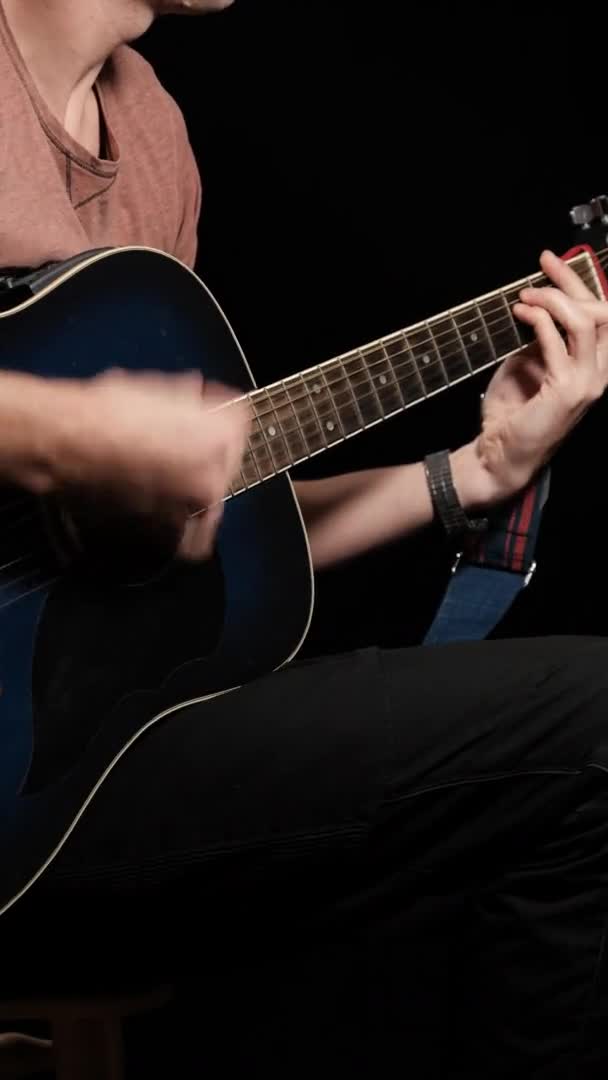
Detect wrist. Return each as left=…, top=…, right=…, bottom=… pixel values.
left=45, top=378, right=100, bottom=491
left=0, top=372, right=85, bottom=493
left=448, top=440, right=507, bottom=514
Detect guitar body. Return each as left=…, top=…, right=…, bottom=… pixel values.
left=0, top=247, right=314, bottom=916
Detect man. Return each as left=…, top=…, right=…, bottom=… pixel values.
left=1, top=1, right=608, bottom=1076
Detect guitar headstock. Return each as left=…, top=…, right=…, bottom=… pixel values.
left=570, top=194, right=608, bottom=252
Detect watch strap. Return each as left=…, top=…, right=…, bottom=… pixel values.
left=424, top=449, right=488, bottom=539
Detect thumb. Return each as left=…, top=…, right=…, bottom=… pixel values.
left=178, top=502, right=224, bottom=561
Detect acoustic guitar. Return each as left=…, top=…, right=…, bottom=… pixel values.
left=0, top=196, right=607, bottom=917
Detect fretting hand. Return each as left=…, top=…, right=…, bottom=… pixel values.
left=455, top=249, right=608, bottom=508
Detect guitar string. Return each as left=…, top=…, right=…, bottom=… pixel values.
left=0, top=261, right=601, bottom=558
left=242, top=269, right=600, bottom=472
left=249, top=259, right=600, bottom=429
left=0, top=290, right=525, bottom=540
left=0, top=553, right=48, bottom=584
left=0, top=257, right=603, bottom=527
left=0, top=255, right=599, bottom=517
left=0, top=253, right=595, bottom=524
left=244, top=272, right=602, bottom=461
left=0, top=253, right=605, bottom=600
left=0, top=296, right=519, bottom=536
left=0, top=559, right=51, bottom=590
left=0, top=574, right=58, bottom=613
left=245, top=255, right=606, bottom=449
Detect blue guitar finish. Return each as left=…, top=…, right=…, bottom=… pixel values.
left=0, top=248, right=313, bottom=915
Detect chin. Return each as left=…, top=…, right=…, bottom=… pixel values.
left=178, top=0, right=234, bottom=10
left=161, top=0, right=234, bottom=12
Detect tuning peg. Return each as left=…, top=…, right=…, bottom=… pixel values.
left=570, top=203, right=594, bottom=229
left=570, top=195, right=608, bottom=229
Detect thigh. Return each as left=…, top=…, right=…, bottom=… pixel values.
left=27, top=632, right=608, bottom=884
left=368, top=633, right=608, bottom=883
left=4, top=633, right=608, bottom=975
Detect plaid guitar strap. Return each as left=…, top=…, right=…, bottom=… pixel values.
left=423, top=242, right=608, bottom=645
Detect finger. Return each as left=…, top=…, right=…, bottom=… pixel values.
left=537, top=249, right=597, bottom=303
left=174, top=370, right=204, bottom=395
left=179, top=503, right=223, bottom=560
left=203, top=381, right=245, bottom=411
left=598, top=323, right=608, bottom=375
left=516, top=287, right=597, bottom=364
left=134, top=370, right=204, bottom=395
left=96, top=365, right=128, bottom=381
left=522, top=283, right=608, bottom=329
left=512, top=302, right=570, bottom=377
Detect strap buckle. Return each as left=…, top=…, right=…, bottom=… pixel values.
left=451, top=552, right=537, bottom=588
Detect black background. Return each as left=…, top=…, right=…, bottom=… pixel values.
left=2, top=10, right=607, bottom=1079
left=138, top=2, right=608, bottom=658
left=83, top=7, right=608, bottom=1075
left=134, top=10, right=608, bottom=1070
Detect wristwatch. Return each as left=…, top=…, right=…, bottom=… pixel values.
left=423, top=449, right=488, bottom=539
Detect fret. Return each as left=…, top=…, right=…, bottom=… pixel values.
left=281, top=378, right=310, bottom=461
left=251, top=389, right=292, bottom=473
left=291, top=374, right=327, bottom=453
left=240, top=455, right=262, bottom=488
left=573, top=255, right=601, bottom=297
left=250, top=409, right=282, bottom=477
left=384, top=335, right=427, bottom=406
left=297, top=369, right=340, bottom=445
left=266, top=389, right=295, bottom=472
left=479, top=290, right=523, bottom=359
left=423, top=316, right=469, bottom=382
left=362, top=344, right=405, bottom=416
left=320, top=358, right=365, bottom=437
left=244, top=389, right=278, bottom=478
left=267, top=379, right=310, bottom=463
left=404, top=326, right=448, bottom=395
left=342, top=352, right=384, bottom=426
left=228, top=250, right=608, bottom=498
left=501, top=287, right=526, bottom=347
left=449, top=305, right=493, bottom=374
left=318, top=368, right=346, bottom=438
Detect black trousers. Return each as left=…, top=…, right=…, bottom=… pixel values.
left=3, top=634, right=608, bottom=1077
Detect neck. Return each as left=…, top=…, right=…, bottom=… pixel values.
left=1, top=0, right=155, bottom=134
left=230, top=247, right=608, bottom=495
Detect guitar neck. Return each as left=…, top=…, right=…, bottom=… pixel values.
left=232, top=247, right=608, bottom=495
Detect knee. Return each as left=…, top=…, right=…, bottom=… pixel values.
left=539, top=636, right=608, bottom=762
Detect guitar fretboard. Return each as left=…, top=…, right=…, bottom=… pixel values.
left=232, top=248, right=606, bottom=493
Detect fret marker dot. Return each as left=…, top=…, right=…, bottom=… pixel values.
left=422, top=354, right=430, bottom=365
left=326, top=420, right=335, bottom=432
left=268, top=426, right=276, bottom=437
left=313, top=383, right=321, bottom=393
left=379, top=374, right=388, bottom=385
left=470, top=332, right=478, bottom=343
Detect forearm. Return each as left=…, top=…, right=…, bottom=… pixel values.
left=293, top=442, right=490, bottom=570
left=0, top=370, right=73, bottom=492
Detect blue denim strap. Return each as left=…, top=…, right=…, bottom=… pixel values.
left=423, top=465, right=551, bottom=644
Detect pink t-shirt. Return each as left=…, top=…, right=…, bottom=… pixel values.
left=0, top=3, right=202, bottom=271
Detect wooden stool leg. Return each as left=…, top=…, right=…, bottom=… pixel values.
left=51, top=1016, right=124, bottom=1080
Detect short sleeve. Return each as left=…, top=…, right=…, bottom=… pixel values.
left=172, top=106, right=203, bottom=270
